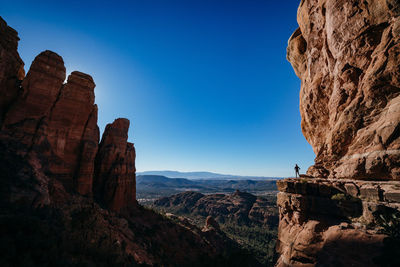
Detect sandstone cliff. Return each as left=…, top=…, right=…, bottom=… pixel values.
left=277, top=0, right=400, bottom=266
left=0, top=16, right=134, bottom=209
left=0, top=16, right=251, bottom=266
left=94, top=118, right=136, bottom=212
left=276, top=178, right=400, bottom=266
left=287, top=0, right=400, bottom=179
left=0, top=17, right=24, bottom=126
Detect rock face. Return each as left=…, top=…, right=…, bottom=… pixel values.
left=287, top=0, right=400, bottom=179
left=154, top=190, right=278, bottom=227
left=204, top=215, right=221, bottom=231
left=277, top=1, right=400, bottom=266
left=0, top=17, right=134, bottom=203
left=275, top=178, right=400, bottom=266
left=0, top=17, right=24, bottom=126
left=94, top=118, right=136, bottom=212
left=0, top=49, right=100, bottom=195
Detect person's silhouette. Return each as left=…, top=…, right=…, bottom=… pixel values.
left=294, top=164, right=300, bottom=178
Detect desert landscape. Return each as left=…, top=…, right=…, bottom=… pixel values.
left=0, top=0, right=399, bottom=266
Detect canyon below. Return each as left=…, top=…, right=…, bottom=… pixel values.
left=0, top=16, right=259, bottom=266
left=1, top=0, right=400, bottom=266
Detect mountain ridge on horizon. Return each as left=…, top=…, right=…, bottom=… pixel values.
left=137, top=170, right=283, bottom=180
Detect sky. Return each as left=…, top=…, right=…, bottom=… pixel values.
left=1, top=0, right=315, bottom=177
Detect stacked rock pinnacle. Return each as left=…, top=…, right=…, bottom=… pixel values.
left=0, top=16, right=136, bottom=212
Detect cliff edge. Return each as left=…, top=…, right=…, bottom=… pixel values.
left=287, top=0, right=399, bottom=179
left=277, top=0, right=400, bottom=266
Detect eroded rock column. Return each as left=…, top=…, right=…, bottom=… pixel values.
left=94, top=118, right=136, bottom=212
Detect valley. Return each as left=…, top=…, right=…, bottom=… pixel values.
left=136, top=174, right=279, bottom=205
left=138, top=175, right=280, bottom=265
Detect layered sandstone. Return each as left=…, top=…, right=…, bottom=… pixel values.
left=276, top=178, right=400, bottom=266
left=0, top=17, right=134, bottom=206
left=94, top=118, right=136, bottom=212
left=287, top=0, right=400, bottom=179
left=277, top=0, right=400, bottom=265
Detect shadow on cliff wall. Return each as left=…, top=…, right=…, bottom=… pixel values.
left=288, top=181, right=363, bottom=226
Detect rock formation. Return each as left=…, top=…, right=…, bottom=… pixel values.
left=154, top=190, right=278, bottom=227
left=277, top=0, right=400, bottom=266
left=287, top=0, right=400, bottom=179
left=94, top=118, right=136, bottom=212
left=0, top=18, right=134, bottom=205
left=0, top=17, right=24, bottom=126
left=0, top=16, right=253, bottom=266
left=275, top=178, right=400, bottom=266
left=204, top=215, right=221, bottom=231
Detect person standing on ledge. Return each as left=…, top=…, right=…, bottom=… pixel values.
left=294, top=164, right=300, bottom=178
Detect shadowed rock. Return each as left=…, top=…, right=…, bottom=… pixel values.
left=0, top=19, right=135, bottom=202
left=1, top=50, right=100, bottom=194
left=94, top=118, right=136, bottom=212
left=275, top=178, right=397, bottom=267
left=2, top=50, right=66, bottom=147
left=0, top=17, right=24, bottom=126
left=0, top=16, right=258, bottom=267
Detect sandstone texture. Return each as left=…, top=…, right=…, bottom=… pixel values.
left=275, top=178, right=400, bottom=266
left=287, top=0, right=400, bottom=179
left=0, top=18, right=134, bottom=204
left=94, top=118, right=136, bottom=212
left=277, top=0, right=400, bottom=265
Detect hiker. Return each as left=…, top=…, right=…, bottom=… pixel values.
left=294, top=164, right=300, bottom=178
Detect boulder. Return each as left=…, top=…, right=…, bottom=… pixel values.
left=204, top=216, right=220, bottom=231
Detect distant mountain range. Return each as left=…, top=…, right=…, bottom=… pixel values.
left=136, top=175, right=278, bottom=204
left=136, top=170, right=283, bottom=180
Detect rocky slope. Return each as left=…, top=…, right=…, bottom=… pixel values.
left=276, top=178, right=400, bottom=266
left=0, top=16, right=252, bottom=266
left=287, top=0, right=400, bottom=179
left=154, top=191, right=279, bottom=265
left=154, top=190, right=278, bottom=227
left=277, top=0, right=400, bottom=266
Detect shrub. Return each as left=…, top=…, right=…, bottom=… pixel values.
left=331, top=193, right=346, bottom=201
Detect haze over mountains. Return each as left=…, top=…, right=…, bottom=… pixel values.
left=137, top=170, right=283, bottom=180
left=136, top=174, right=278, bottom=204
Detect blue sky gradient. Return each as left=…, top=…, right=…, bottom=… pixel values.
left=1, top=0, right=315, bottom=177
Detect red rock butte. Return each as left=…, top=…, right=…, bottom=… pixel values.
left=0, top=17, right=136, bottom=212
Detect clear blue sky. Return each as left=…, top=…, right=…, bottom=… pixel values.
left=1, top=0, right=315, bottom=177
